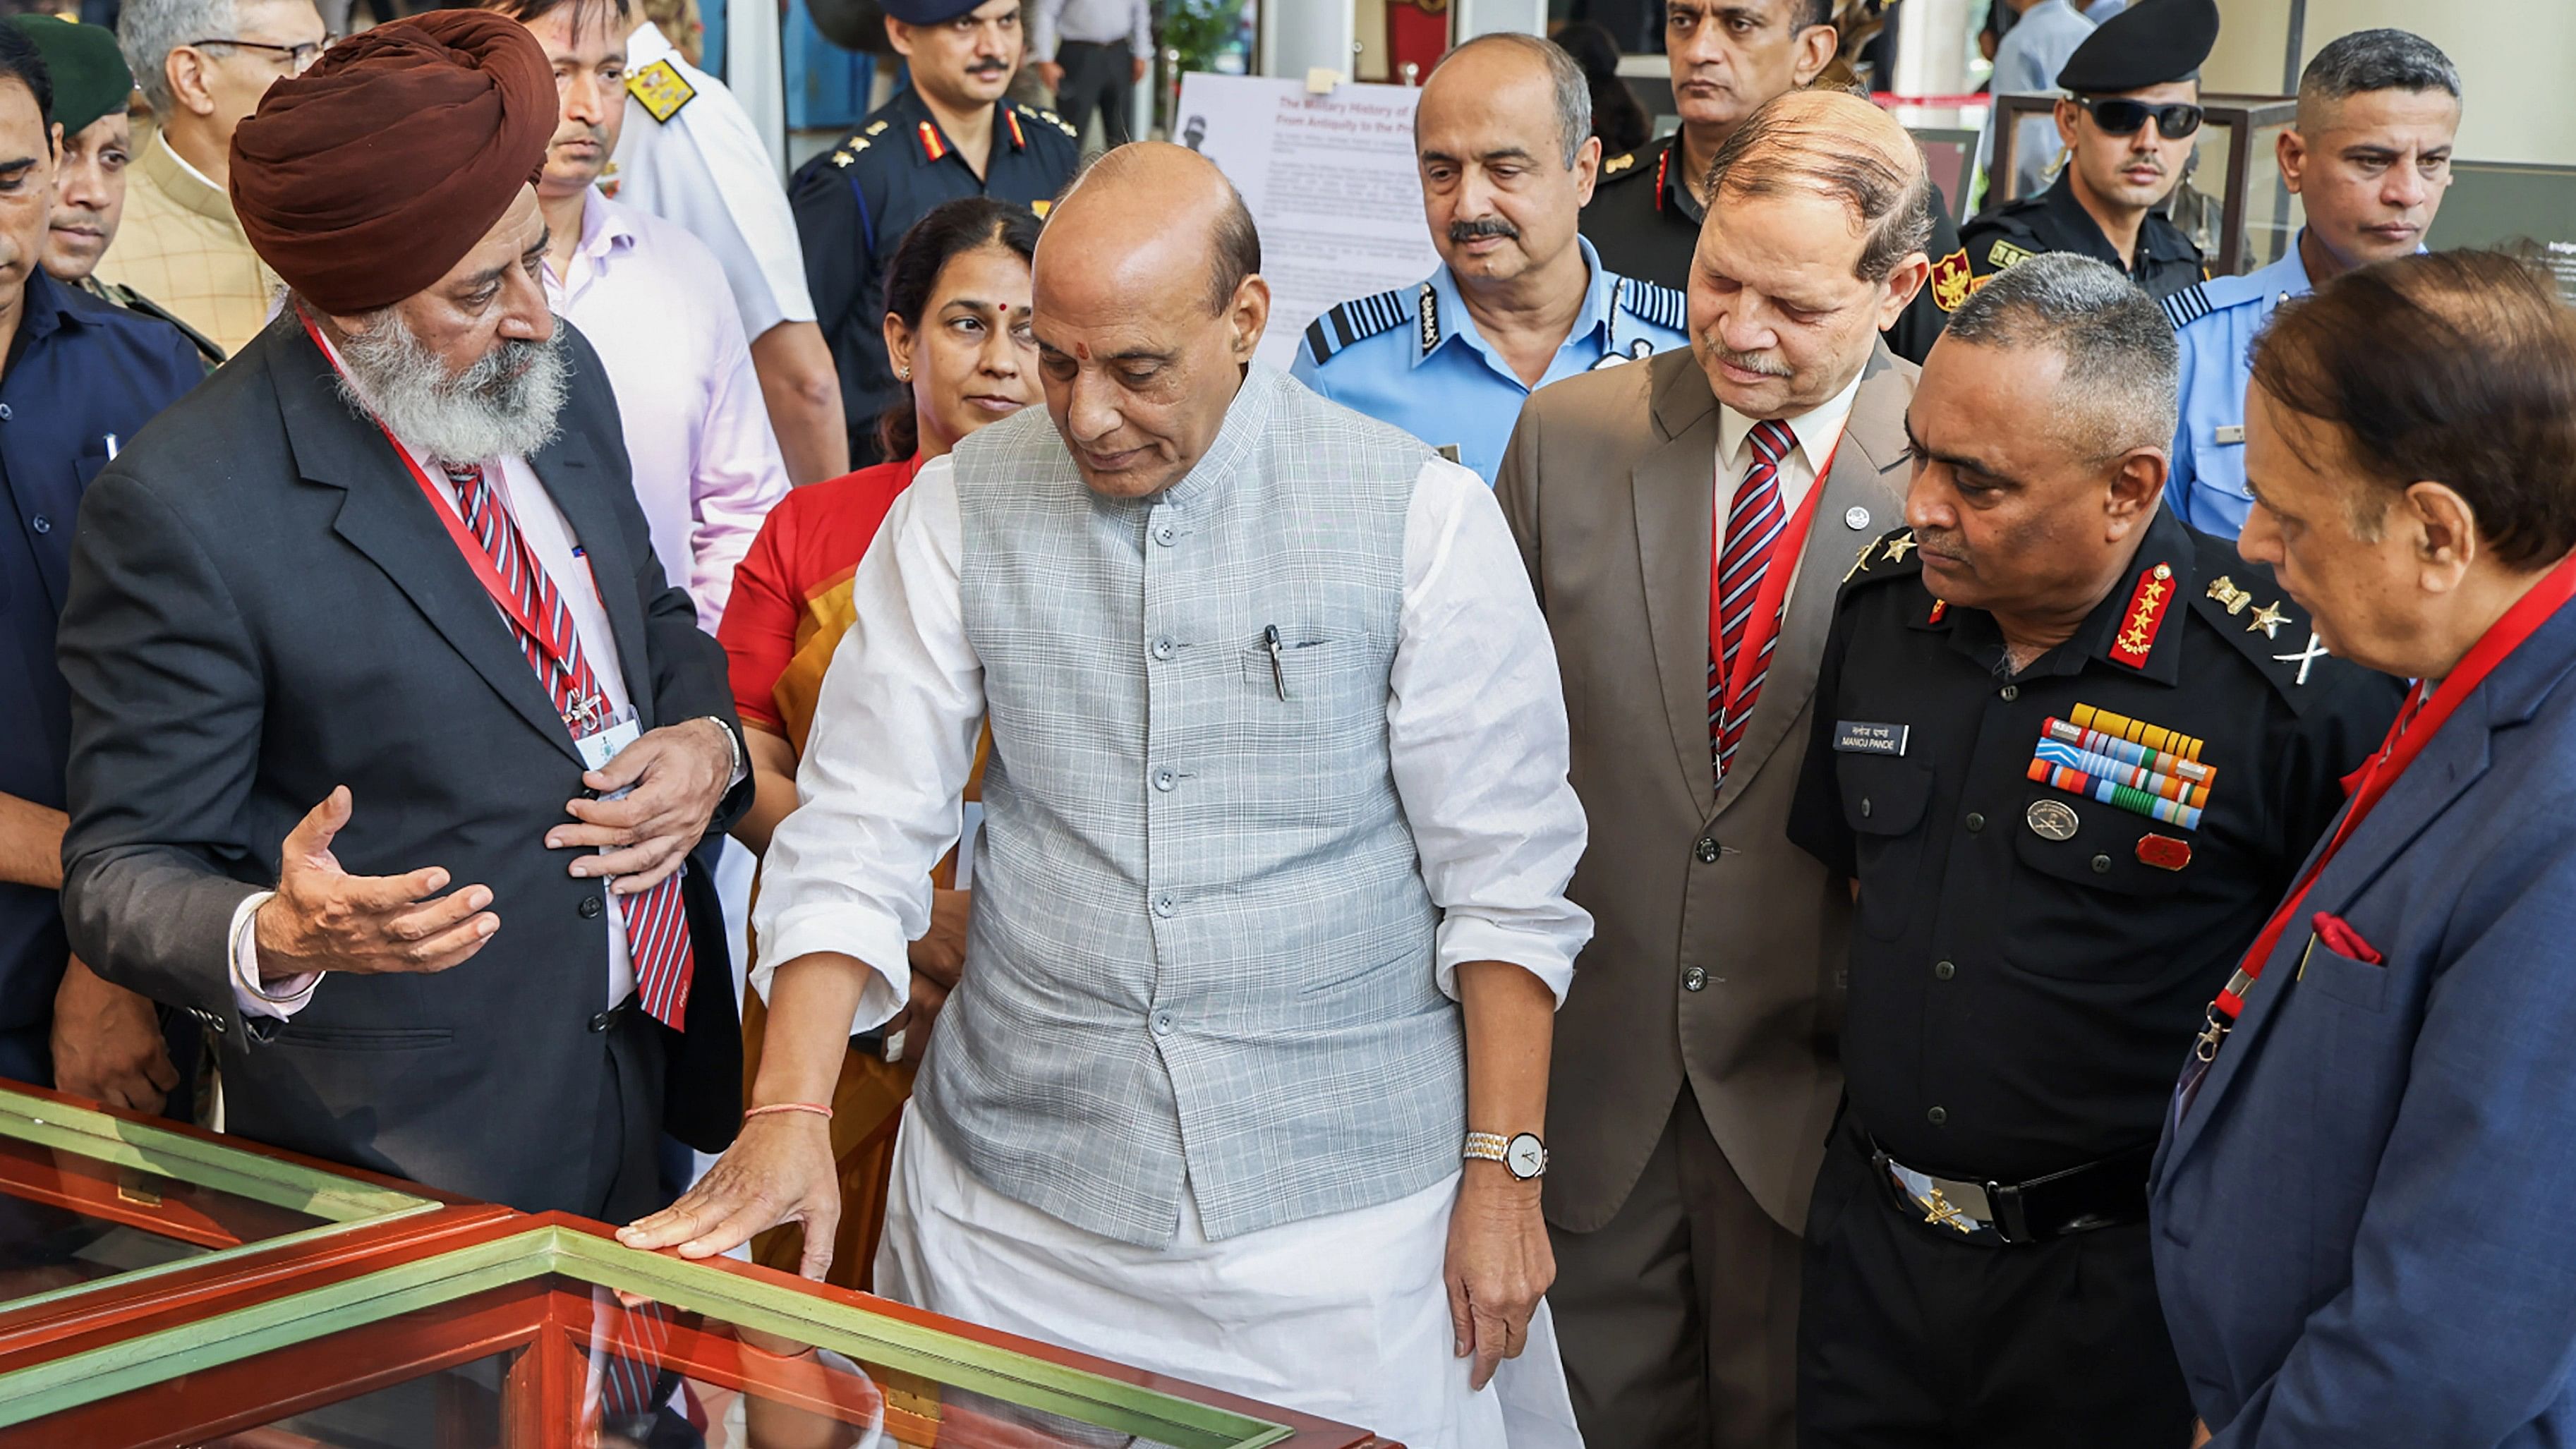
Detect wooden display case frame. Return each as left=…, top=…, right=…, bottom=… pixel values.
left=0, top=1086, right=1395, bottom=1448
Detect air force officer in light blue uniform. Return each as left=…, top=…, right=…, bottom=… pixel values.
left=2162, top=28, right=2459, bottom=537
left=1294, top=32, right=1688, bottom=485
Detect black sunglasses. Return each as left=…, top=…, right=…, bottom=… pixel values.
left=2074, top=97, right=2205, bottom=140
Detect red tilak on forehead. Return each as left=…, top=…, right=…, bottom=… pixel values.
left=1075, top=341, right=1093, bottom=361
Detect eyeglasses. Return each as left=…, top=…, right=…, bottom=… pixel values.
left=2073, top=97, right=2205, bottom=140
left=188, top=37, right=329, bottom=73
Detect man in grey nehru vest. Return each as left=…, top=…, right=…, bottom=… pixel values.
left=625, top=143, right=1592, bottom=1447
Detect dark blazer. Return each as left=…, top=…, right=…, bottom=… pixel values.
left=1496, top=343, right=1916, bottom=1235
left=55, top=315, right=749, bottom=1215
left=2152, top=602, right=2576, bottom=1447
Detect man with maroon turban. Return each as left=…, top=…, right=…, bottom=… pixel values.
left=54, top=9, right=752, bottom=1218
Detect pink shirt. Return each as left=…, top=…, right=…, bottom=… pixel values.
left=546, top=191, right=789, bottom=630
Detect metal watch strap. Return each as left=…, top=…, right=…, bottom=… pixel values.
left=1462, top=1131, right=1512, bottom=1165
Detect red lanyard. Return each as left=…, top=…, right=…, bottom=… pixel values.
left=1710, top=432, right=1841, bottom=713
left=2199, top=547, right=2576, bottom=1051
left=296, top=310, right=586, bottom=676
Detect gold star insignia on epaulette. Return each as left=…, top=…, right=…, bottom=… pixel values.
left=1880, top=532, right=1917, bottom=563
left=2246, top=600, right=2290, bottom=638
left=831, top=150, right=854, bottom=166
left=1604, top=151, right=1635, bottom=174
left=2206, top=575, right=2253, bottom=614
left=865, top=120, right=889, bottom=135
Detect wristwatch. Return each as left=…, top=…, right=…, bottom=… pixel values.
left=1463, top=1130, right=1549, bottom=1181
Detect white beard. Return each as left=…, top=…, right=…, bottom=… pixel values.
left=330, top=310, right=569, bottom=470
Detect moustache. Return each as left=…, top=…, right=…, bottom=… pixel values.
left=1707, top=343, right=1791, bottom=378
left=965, top=59, right=1008, bottom=76
left=1448, top=217, right=1520, bottom=243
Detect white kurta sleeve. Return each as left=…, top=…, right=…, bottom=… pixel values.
left=1386, top=456, right=1593, bottom=1005
left=749, top=458, right=985, bottom=1033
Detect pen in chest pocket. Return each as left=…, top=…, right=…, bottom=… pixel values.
left=1263, top=624, right=1288, bottom=701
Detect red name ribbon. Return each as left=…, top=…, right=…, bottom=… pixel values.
left=1709, top=435, right=1842, bottom=717
left=2196, top=547, right=2576, bottom=1057
left=295, top=310, right=588, bottom=720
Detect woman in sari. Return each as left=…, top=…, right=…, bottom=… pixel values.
left=715, top=197, right=1040, bottom=1287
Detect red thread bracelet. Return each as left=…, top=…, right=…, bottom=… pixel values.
left=743, top=1102, right=833, bottom=1122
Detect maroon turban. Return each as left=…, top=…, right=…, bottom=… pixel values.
left=230, top=11, right=555, bottom=316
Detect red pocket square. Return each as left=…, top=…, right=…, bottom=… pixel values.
left=2311, top=911, right=2383, bottom=964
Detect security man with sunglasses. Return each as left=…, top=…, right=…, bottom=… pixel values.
left=1961, top=0, right=2215, bottom=301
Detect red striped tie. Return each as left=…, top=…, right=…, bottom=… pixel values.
left=448, top=466, right=694, bottom=1030
left=1709, top=419, right=1797, bottom=784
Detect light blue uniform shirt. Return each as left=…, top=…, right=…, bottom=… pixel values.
left=1977, top=0, right=2096, bottom=203
left=2161, top=238, right=2320, bottom=538
left=1291, top=236, right=1690, bottom=485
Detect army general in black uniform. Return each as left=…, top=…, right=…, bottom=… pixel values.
left=1960, top=0, right=2217, bottom=301
left=1581, top=0, right=1971, bottom=364
left=1785, top=257, right=2401, bottom=1447
left=789, top=0, right=1077, bottom=464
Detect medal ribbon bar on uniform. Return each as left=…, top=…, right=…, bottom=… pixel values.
left=2026, top=706, right=2216, bottom=831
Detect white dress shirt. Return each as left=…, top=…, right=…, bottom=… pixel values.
left=612, top=22, right=816, bottom=342
left=1029, top=0, right=1154, bottom=60
left=1715, top=365, right=1866, bottom=608
left=231, top=446, right=641, bottom=1019
left=751, top=451, right=1594, bottom=1032
left=546, top=191, right=789, bottom=629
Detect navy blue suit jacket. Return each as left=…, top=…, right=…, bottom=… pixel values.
left=2152, top=599, right=2576, bottom=1447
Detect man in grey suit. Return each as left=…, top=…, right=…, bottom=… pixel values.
left=54, top=13, right=749, bottom=1218
left=1495, top=89, right=1933, bottom=1448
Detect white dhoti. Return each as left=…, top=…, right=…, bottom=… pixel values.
left=876, top=1116, right=1584, bottom=1449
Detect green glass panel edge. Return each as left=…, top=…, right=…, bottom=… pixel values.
left=0, top=1227, right=555, bottom=1427
left=546, top=1228, right=1295, bottom=1449
left=0, top=1199, right=445, bottom=1321
left=0, top=1225, right=1295, bottom=1449
left=0, top=1093, right=435, bottom=1220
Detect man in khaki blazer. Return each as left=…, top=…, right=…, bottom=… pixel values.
left=1496, top=90, right=1934, bottom=1448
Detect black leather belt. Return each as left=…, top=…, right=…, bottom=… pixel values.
left=1869, top=1136, right=2154, bottom=1244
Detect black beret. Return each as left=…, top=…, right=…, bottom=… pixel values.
left=2057, top=0, right=2221, bottom=95
left=6, top=15, right=132, bottom=138
left=880, top=0, right=988, bottom=22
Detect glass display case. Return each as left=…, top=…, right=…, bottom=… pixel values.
left=1988, top=93, right=2300, bottom=277
left=0, top=1089, right=1391, bottom=1448
left=0, top=1086, right=463, bottom=1326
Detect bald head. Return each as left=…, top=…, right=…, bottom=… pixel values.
left=1420, top=32, right=1590, bottom=169
left=1031, top=143, right=1272, bottom=501
left=1044, top=142, right=1260, bottom=317
left=1705, top=88, right=1933, bottom=284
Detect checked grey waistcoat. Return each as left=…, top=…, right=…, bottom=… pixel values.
left=916, top=363, right=1463, bottom=1247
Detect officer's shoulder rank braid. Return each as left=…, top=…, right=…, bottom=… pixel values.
left=1300, top=286, right=1411, bottom=365
left=2187, top=531, right=2330, bottom=710
left=1026, top=104, right=1077, bottom=138
left=2160, top=280, right=2213, bottom=329
left=1619, top=277, right=1686, bottom=332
